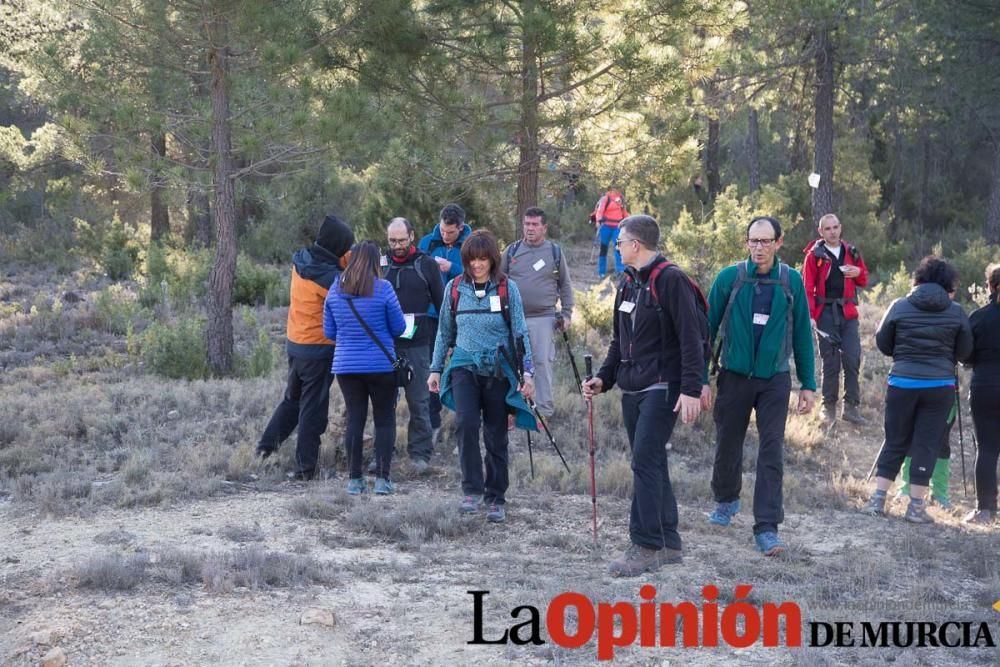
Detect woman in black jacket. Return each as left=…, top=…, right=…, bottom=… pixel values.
left=864, top=256, right=973, bottom=523
left=964, top=263, right=1000, bottom=525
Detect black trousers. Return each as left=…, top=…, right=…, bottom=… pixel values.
left=971, top=388, right=1000, bottom=511
left=816, top=306, right=862, bottom=406
left=258, top=354, right=334, bottom=475
left=451, top=367, right=510, bottom=505
left=427, top=318, right=443, bottom=429
left=877, top=385, right=953, bottom=486
left=711, top=371, right=791, bottom=535
left=337, top=372, right=398, bottom=480
left=622, top=385, right=682, bottom=551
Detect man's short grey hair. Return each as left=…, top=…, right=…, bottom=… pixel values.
left=619, top=215, right=660, bottom=249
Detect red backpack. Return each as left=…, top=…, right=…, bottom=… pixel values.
left=593, top=190, right=629, bottom=225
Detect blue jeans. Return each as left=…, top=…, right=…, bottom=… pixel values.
left=597, top=224, right=623, bottom=276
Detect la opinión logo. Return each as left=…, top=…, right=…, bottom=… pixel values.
left=467, top=586, right=998, bottom=660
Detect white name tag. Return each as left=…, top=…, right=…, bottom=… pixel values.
left=379, top=255, right=388, bottom=267
left=400, top=314, right=417, bottom=339
left=532, top=258, right=546, bottom=271
left=618, top=301, right=636, bottom=313
left=753, top=313, right=770, bottom=326
left=490, top=295, right=502, bottom=312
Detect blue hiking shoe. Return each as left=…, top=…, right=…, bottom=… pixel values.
left=374, top=478, right=395, bottom=495
left=459, top=495, right=481, bottom=514
left=754, top=531, right=785, bottom=556
left=708, top=500, right=740, bottom=526
left=346, top=478, right=367, bottom=496
left=486, top=503, right=506, bottom=523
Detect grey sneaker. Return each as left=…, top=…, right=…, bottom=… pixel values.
left=374, top=478, right=395, bottom=495
left=486, top=503, right=506, bottom=523
left=962, top=509, right=995, bottom=525
left=409, top=458, right=430, bottom=473
left=904, top=497, right=934, bottom=524
left=459, top=495, right=481, bottom=513
left=608, top=544, right=682, bottom=577
left=842, top=403, right=866, bottom=425
left=346, top=478, right=367, bottom=495
left=862, top=490, right=887, bottom=517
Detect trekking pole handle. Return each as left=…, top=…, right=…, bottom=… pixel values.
left=584, top=354, right=593, bottom=381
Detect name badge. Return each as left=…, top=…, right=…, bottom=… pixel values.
left=618, top=301, right=636, bottom=313
left=490, top=295, right=502, bottom=312
left=379, top=255, right=388, bottom=267
left=400, top=314, right=417, bottom=339
left=753, top=313, right=770, bottom=326
left=532, top=259, right=546, bottom=271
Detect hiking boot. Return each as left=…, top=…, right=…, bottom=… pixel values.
left=346, top=478, right=367, bottom=496
left=708, top=499, right=740, bottom=526
left=608, top=544, right=682, bottom=577
left=904, top=497, right=933, bottom=524
left=486, top=503, right=506, bottom=523
left=962, top=509, right=995, bottom=525
left=409, top=458, right=430, bottom=474
left=842, top=403, right=866, bottom=425
left=374, top=478, right=395, bottom=495
left=821, top=402, right=837, bottom=422
left=754, top=531, right=785, bottom=556
left=459, top=495, right=481, bottom=514
left=862, top=490, right=887, bottom=516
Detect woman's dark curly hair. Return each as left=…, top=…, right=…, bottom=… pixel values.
left=912, top=255, right=959, bottom=293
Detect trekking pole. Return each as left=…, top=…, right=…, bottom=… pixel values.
left=865, top=438, right=886, bottom=483
left=585, top=354, right=598, bottom=544
left=508, top=339, right=571, bottom=473
left=557, top=316, right=583, bottom=396
left=955, top=373, right=969, bottom=498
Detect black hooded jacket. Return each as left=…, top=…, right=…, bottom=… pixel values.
left=875, top=282, right=973, bottom=379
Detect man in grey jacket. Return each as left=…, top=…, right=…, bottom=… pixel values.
left=500, top=207, right=574, bottom=417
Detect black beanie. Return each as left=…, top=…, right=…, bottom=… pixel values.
left=316, top=214, right=354, bottom=257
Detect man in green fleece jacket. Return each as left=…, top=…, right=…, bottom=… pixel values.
left=705, top=216, right=816, bottom=556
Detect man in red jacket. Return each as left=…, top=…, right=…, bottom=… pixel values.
left=802, top=213, right=869, bottom=424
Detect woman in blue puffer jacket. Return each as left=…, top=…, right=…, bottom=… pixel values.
left=324, top=240, right=406, bottom=495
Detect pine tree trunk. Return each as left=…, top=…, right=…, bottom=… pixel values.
left=706, top=116, right=721, bottom=202
left=515, top=4, right=539, bottom=236
left=986, top=141, right=1000, bottom=245
left=748, top=107, right=761, bottom=195
left=811, top=27, right=835, bottom=226
left=150, top=131, right=170, bottom=242
left=205, top=15, right=237, bottom=375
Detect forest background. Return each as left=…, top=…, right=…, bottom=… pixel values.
left=2, top=0, right=999, bottom=375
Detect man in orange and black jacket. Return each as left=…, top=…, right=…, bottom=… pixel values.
left=802, top=213, right=868, bottom=424
left=257, top=215, right=354, bottom=479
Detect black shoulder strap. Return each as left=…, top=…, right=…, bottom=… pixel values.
left=346, top=297, right=399, bottom=367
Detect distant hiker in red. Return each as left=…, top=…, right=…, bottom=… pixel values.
left=802, top=213, right=869, bottom=424
left=589, top=189, right=629, bottom=277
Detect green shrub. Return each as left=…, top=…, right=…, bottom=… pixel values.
left=141, top=316, right=209, bottom=380
left=233, top=254, right=288, bottom=307
left=91, top=284, right=142, bottom=335
left=237, top=327, right=277, bottom=378
left=574, top=282, right=615, bottom=337
left=99, top=214, right=142, bottom=281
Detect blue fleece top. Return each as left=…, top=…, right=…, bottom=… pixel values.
left=323, top=278, right=406, bottom=374
left=430, top=276, right=534, bottom=375
left=417, top=224, right=471, bottom=319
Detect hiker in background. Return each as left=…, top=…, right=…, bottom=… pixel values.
left=582, top=215, right=710, bottom=577
left=588, top=188, right=629, bottom=277
left=499, top=207, right=574, bottom=419
left=802, top=213, right=869, bottom=424
left=384, top=218, right=444, bottom=471
left=705, top=216, right=816, bottom=557
left=324, top=241, right=406, bottom=496
left=418, top=203, right=471, bottom=442
left=964, top=262, right=1000, bottom=525
left=863, top=256, right=972, bottom=523
left=427, top=230, right=536, bottom=523
left=257, top=214, right=354, bottom=481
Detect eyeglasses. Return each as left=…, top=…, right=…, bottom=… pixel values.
left=615, top=237, right=638, bottom=248
left=387, top=238, right=410, bottom=246
left=747, top=238, right=777, bottom=247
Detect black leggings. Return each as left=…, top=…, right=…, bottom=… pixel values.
left=971, top=388, right=1000, bottom=511
left=878, top=385, right=953, bottom=486
left=337, top=372, right=398, bottom=480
